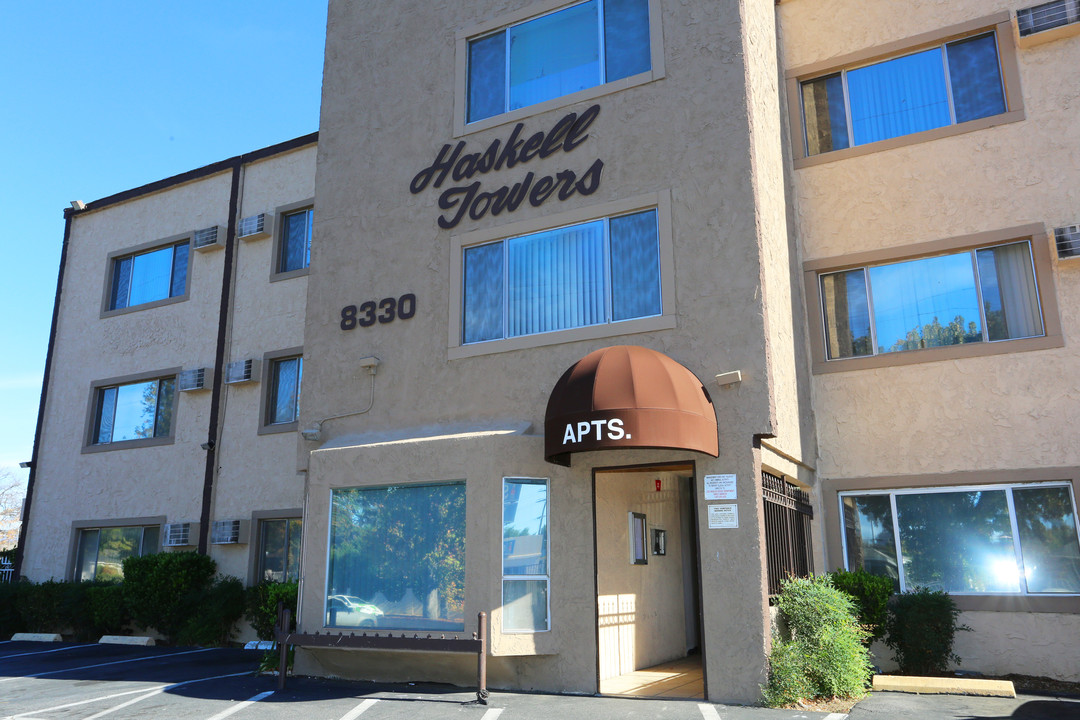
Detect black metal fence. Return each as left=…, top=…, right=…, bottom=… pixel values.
left=762, top=471, right=814, bottom=596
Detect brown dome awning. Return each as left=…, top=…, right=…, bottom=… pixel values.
left=544, top=345, right=719, bottom=466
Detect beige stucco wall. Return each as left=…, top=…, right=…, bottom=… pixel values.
left=23, top=142, right=317, bottom=589
left=302, top=0, right=811, bottom=702
left=23, top=173, right=232, bottom=581
left=208, top=146, right=316, bottom=583
left=781, top=0, right=1080, bottom=680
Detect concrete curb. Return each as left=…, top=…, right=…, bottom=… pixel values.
left=11, top=633, right=62, bottom=642
left=99, top=635, right=155, bottom=646
left=872, top=674, right=1016, bottom=697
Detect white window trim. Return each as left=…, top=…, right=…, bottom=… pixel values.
left=838, top=481, right=1080, bottom=597
left=448, top=191, right=676, bottom=360
left=502, top=476, right=552, bottom=634
left=453, top=0, right=666, bottom=137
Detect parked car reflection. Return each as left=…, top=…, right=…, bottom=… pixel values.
left=326, top=595, right=384, bottom=627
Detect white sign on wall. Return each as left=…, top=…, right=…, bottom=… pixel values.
left=703, top=474, right=737, bottom=500
left=708, top=504, right=739, bottom=529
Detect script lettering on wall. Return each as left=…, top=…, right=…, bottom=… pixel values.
left=410, top=105, right=604, bottom=229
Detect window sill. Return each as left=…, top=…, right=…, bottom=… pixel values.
left=81, top=435, right=175, bottom=454
left=812, top=332, right=1064, bottom=375
left=258, top=421, right=299, bottom=436
left=270, top=267, right=309, bottom=283
left=448, top=314, right=677, bottom=361
left=952, top=594, right=1080, bottom=614
left=793, top=110, right=1026, bottom=170
left=100, top=294, right=188, bottom=319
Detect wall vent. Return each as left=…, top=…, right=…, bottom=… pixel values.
left=210, top=519, right=249, bottom=545
left=1055, top=225, right=1080, bottom=259
left=178, top=368, right=210, bottom=392
left=162, top=522, right=195, bottom=547
left=1018, top=0, right=1080, bottom=35
left=224, top=358, right=259, bottom=384
left=193, top=226, right=224, bottom=251
left=238, top=213, right=271, bottom=240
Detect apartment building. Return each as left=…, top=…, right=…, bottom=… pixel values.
left=18, top=135, right=316, bottom=591
left=18, top=0, right=1079, bottom=704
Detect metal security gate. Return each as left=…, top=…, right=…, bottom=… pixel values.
left=762, top=471, right=814, bottom=596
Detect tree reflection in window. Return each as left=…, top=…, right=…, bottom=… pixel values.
left=327, top=483, right=466, bottom=631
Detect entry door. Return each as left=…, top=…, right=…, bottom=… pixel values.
left=595, top=469, right=699, bottom=680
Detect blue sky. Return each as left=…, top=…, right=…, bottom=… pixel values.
left=0, top=2, right=328, bottom=489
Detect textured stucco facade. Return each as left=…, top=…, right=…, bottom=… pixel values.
left=19, top=0, right=1080, bottom=705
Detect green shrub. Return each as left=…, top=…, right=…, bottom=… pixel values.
left=86, top=582, right=130, bottom=637
left=177, top=576, right=244, bottom=647
left=0, top=580, right=23, bottom=638
left=885, top=587, right=970, bottom=675
left=829, top=568, right=894, bottom=643
left=762, top=574, right=873, bottom=707
left=122, top=552, right=217, bottom=643
left=244, top=581, right=298, bottom=641
left=14, top=580, right=71, bottom=634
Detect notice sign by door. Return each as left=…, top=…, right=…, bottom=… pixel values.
left=703, top=474, right=737, bottom=500
left=708, top=504, right=739, bottom=529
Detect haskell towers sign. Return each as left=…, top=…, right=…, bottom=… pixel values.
left=410, top=105, right=604, bottom=229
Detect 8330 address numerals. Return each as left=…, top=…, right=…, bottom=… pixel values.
left=340, top=293, right=416, bottom=330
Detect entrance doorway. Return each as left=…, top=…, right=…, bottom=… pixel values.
left=594, top=464, right=703, bottom=699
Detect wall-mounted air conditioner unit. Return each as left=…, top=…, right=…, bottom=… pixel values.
left=210, top=519, right=250, bottom=545
left=1055, top=225, right=1080, bottom=259
left=162, top=522, right=197, bottom=547
left=237, top=213, right=271, bottom=240
left=178, top=368, right=211, bottom=392
left=1017, top=0, right=1080, bottom=44
left=224, top=358, right=260, bottom=384
left=193, top=226, right=224, bottom=252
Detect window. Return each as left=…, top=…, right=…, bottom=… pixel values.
left=74, top=525, right=159, bottom=581
left=841, top=483, right=1080, bottom=595
left=820, top=241, right=1043, bottom=361
left=90, top=375, right=176, bottom=445
left=467, top=0, right=651, bottom=124
left=108, top=239, right=189, bottom=311
left=278, top=207, right=312, bottom=274
left=326, top=483, right=466, bottom=631
left=801, top=31, right=1007, bottom=156
left=462, top=209, right=660, bottom=344
left=258, top=518, right=301, bottom=583
left=503, top=478, right=549, bottom=632
left=629, top=512, right=647, bottom=565
left=267, top=356, right=302, bottom=426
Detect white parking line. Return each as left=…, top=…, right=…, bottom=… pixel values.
left=824, top=714, right=848, bottom=720
left=0, top=644, right=93, bottom=660
left=338, top=699, right=379, bottom=720
left=204, top=690, right=275, bottom=720
left=0, top=647, right=214, bottom=682
left=698, top=704, right=722, bottom=720
left=480, top=708, right=503, bottom=720
left=4, top=671, right=250, bottom=719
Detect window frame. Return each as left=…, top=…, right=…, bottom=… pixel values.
left=448, top=191, right=676, bottom=360
left=502, top=477, right=551, bottom=634
left=82, top=367, right=181, bottom=453
left=68, top=516, right=164, bottom=582
left=823, top=469, right=1080, bottom=613
left=247, top=508, right=303, bottom=584
left=803, top=224, right=1063, bottom=374
left=256, top=517, right=303, bottom=584
left=454, top=0, right=665, bottom=136
left=786, top=13, right=1024, bottom=168
left=100, top=232, right=193, bottom=318
left=838, top=481, right=1080, bottom=597
left=270, top=199, right=314, bottom=282
left=259, top=347, right=304, bottom=435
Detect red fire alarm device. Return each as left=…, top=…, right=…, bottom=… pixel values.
left=655, top=479, right=662, bottom=492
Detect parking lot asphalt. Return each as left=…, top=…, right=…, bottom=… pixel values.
left=2, top=641, right=1078, bottom=720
